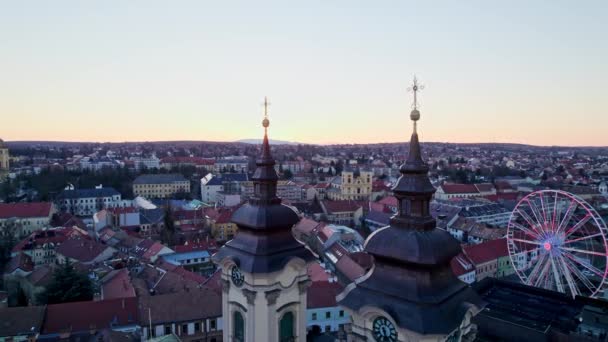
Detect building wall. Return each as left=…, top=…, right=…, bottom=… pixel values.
left=241, top=181, right=301, bottom=202
left=214, top=161, right=248, bottom=173
left=201, top=184, right=223, bottom=203
left=327, top=171, right=373, bottom=201
left=133, top=181, right=190, bottom=199
left=497, top=255, right=515, bottom=278
left=0, top=147, right=9, bottom=174
left=219, top=257, right=309, bottom=342
left=212, top=222, right=238, bottom=241
left=142, top=317, right=223, bottom=341
left=475, top=260, right=498, bottom=282
left=307, top=306, right=350, bottom=332
left=59, top=195, right=121, bottom=217
left=217, top=193, right=241, bottom=208
left=457, top=271, right=476, bottom=284
left=0, top=207, right=55, bottom=237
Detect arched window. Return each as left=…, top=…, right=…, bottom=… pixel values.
left=279, top=312, right=295, bottom=342
left=234, top=311, right=245, bottom=342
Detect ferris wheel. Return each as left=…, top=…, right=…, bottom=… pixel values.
left=507, top=190, right=608, bottom=298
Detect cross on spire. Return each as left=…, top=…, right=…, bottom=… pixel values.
left=408, top=76, right=423, bottom=133
left=408, top=76, right=424, bottom=110
left=262, top=97, right=270, bottom=134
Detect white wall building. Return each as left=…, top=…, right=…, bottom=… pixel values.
left=56, top=186, right=122, bottom=217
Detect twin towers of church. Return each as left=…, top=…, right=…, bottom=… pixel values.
left=211, top=82, right=484, bottom=342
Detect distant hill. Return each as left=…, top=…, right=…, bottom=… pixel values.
left=236, top=139, right=302, bottom=145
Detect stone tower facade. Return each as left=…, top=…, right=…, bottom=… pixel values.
left=337, top=81, right=484, bottom=342
left=212, top=99, right=313, bottom=342
left=0, top=139, right=9, bottom=180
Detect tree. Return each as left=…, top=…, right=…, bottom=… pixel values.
left=0, top=225, right=17, bottom=290
left=161, top=205, right=177, bottom=245
left=37, top=260, right=93, bottom=304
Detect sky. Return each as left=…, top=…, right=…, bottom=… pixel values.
left=1, top=1, right=607, bottom=146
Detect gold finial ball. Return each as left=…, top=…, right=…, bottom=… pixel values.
left=262, top=117, right=270, bottom=128
left=410, top=109, right=420, bottom=121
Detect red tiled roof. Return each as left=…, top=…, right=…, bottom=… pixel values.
left=475, top=183, right=495, bottom=192
left=317, top=225, right=335, bottom=243
left=56, top=238, right=112, bottom=263
left=107, top=207, right=137, bottom=215
left=463, top=238, right=509, bottom=265
left=307, top=262, right=330, bottom=282
left=307, top=281, right=343, bottom=309
left=101, top=268, right=136, bottom=300
left=440, top=184, right=479, bottom=194
left=495, top=181, right=515, bottom=191
left=372, top=180, right=390, bottom=192
left=368, top=202, right=386, bottom=213
left=50, top=212, right=86, bottom=230
left=294, top=218, right=323, bottom=236
left=350, top=251, right=374, bottom=270
left=450, top=253, right=475, bottom=276
left=142, top=242, right=168, bottom=261
left=314, top=183, right=330, bottom=189
left=322, top=200, right=364, bottom=213
left=172, top=266, right=207, bottom=284
left=27, top=265, right=54, bottom=287
left=378, top=196, right=398, bottom=207
left=0, top=202, right=53, bottom=219
left=335, top=254, right=366, bottom=282
left=215, top=209, right=234, bottom=224
left=4, top=253, right=34, bottom=274
left=202, top=270, right=223, bottom=295
left=138, top=288, right=221, bottom=325
left=12, top=227, right=88, bottom=253
left=43, top=297, right=138, bottom=334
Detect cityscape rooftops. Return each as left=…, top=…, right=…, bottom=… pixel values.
left=321, top=200, right=365, bottom=213
left=440, top=183, right=480, bottom=194
left=55, top=238, right=112, bottom=263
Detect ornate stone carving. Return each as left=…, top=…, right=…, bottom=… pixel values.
left=298, top=279, right=312, bottom=294
left=265, top=289, right=281, bottom=306
left=242, top=289, right=257, bottom=305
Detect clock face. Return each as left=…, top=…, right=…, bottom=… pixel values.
left=372, top=316, right=397, bottom=342
left=231, top=265, right=244, bottom=287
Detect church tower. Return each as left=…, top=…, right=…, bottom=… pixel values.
left=337, top=79, right=484, bottom=342
left=0, top=139, right=9, bottom=180
left=212, top=98, right=313, bottom=342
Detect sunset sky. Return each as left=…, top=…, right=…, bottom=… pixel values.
left=1, top=1, right=607, bottom=146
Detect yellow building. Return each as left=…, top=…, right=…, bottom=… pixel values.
left=327, top=168, right=373, bottom=201
left=132, top=174, right=190, bottom=199
left=207, top=209, right=238, bottom=241
left=0, top=139, right=9, bottom=180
